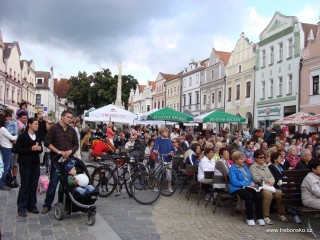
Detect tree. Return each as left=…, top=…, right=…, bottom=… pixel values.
left=67, top=68, right=139, bottom=115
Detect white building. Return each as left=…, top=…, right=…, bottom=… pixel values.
left=254, top=12, right=316, bottom=128
left=181, top=60, right=207, bottom=116
left=128, top=81, right=155, bottom=114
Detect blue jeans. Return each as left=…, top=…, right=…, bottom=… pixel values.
left=43, top=162, right=60, bottom=209
left=0, top=146, right=13, bottom=188
left=17, top=164, right=40, bottom=212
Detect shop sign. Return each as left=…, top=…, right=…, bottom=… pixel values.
left=257, top=106, right=281, bottom=117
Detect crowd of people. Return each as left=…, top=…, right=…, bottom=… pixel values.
left=83, top=123, right=320, bottom=226
left=1, top=106, right=320, bottom=228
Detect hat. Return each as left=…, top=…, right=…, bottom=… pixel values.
left=245, top=158, right=253, bottom=165
left=137, top=135, right=144, bottom=139
left=65, top=162, right=75, bottom=173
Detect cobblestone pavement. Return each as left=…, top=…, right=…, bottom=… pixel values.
left=1, top=151, right=319, bottom=240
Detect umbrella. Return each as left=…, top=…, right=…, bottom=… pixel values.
left=273, top=111, right=312, bottom=126
left=84, top=104, right=137, bottom=124
left=194, top=110, right=246, bottom=123
left=305, top=113, right=320, bottom=126
left=142, top=107, right=194, bottom=122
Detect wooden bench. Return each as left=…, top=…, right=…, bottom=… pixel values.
left=282, top=170, right=320, bottom=238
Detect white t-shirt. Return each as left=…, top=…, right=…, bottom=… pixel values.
left=198, top=156, right=215, bottom=181
left=0, top=127, right=17, bottom=148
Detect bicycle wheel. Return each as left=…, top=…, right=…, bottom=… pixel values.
left=130, top=172, right=160, bottom=205
left=124, top=171, right=133, bottom=198
left=91, top=166, right=116, bottom=197
left=158, top=168, right=177, bottom=197
left=86, top=164, right=97, bottom=178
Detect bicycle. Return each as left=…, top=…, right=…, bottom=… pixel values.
left=88, top=153, right=160, bottom=205
left=152, top=153, right=178, bottom=197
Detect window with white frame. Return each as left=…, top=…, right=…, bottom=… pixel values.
left=313, top=75, right=319, bottom=95
left=269, top=79, right=273, bottom=98
left=238, top=65, right=241, bottom=73
left=170, top=88, right=172, bottom=97
left=278, top=77, right=283, bottom=96
left=228, top=87, right=231, bottom=102
left=288, top=38, right=293, bottom=58
left=261, top=81, right=265, bottom=99
left=288, top=74, right=293, bottom=94
left=189, top=77, right=192, bottom=86
left=211, top=69, right=214, bottom=79
left=196, top=91, right=199, bottom=104
left=36, top=94, right=41, bottom=105
left=218, top=91, right=221, bottom=102
left=203, top=94, right=206, bottom=105
left=211, top=93, right=215, bottom=103
left=279, top=42, right=283, bottom=61
left=167, top=89, right=170, bottom=97
left=270, top=46, right=274, bottom=65
left=177, top=86, right=180, bottom=94
left=183, top=95, right=186, bottom=106
left=189, top=93, right=192, bottom=105
left=262, top=50, right=266, bottom=67
left=174, top=87, right=176, bottom=95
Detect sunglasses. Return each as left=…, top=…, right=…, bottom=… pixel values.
left=257, top=156, right=265, bottom=159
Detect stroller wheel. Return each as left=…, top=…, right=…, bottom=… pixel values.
left=85, top=212, right=96, bottom=226
left=54, top=203, right=65, bottom=220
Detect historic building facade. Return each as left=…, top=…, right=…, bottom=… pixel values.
left=225, top=33, right=256, bottom=131
left=254, top=12, right=316, bottom=128
left=164, top=73, right=181, bottom=111
left=300, top=23, right=320, bottom=115
left=128, top=81, right=155, bottom=114
left=181, top=60, right=206, bottom=116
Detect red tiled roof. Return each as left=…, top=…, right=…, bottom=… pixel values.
left=149, top=81, right=156, bottom=91
left=301, top=23, right=318, bottom=47
left=138, top=85, right=146, bottom=93
left=54, top=78, right=70, bottom=98
left=215, top=51, right=231, bottom=65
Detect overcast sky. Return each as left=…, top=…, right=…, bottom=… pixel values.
left=0, top=0, right=319, bottom=84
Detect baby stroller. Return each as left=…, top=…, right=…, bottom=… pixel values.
left=53, top=155, right=99, bottom=226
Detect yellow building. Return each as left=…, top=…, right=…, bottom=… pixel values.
left=225, top=32, right=256, bottom=131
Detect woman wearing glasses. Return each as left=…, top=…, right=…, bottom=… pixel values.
left=250, top=149, right=288, bottom=225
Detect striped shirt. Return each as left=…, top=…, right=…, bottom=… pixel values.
left=44, top=123, right=79, bottom=162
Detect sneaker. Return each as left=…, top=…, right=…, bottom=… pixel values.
left=278, top=215, right=289, bottom=223
left=264, top=217, right=273, bottom=225
left=168, top=187, right=174, bottom=193
left=257, top=219, right=265, bottom=226
left=205, top=193, right=212, bottom=201
left=0, top=186, right=11, bottom=190
left=294, top=215, right=302, bottom=224
left=18, top=212, right=27, bottom=217
left=247, top=219, right=255, bottom=226
left=41, top=207, right=50, bottom=214
left=153, top=187, right=159, bottom=192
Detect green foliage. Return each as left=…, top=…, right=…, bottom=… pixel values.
left=67, top=68, right=138, bottom=115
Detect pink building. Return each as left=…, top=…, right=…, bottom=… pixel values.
left=152, top=72, right=176, bottom=109
left=300, top=23, right=320, bottom=114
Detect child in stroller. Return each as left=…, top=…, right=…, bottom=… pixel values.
left=53, top=156, right=99, bottom=226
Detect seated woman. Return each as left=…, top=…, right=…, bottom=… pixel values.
left=198, top=148, right=215, bottom=200
left=229, top=150, right=265, bottom=226
left=185, top=143, right=201, bottom=166
left=214, top=147, right=230, bottom=190
left=301, top=158, right=320, bottom=210
left=250, top=149, right=288, bottom=225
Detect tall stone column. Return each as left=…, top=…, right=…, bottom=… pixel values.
left=115, top=62, right=123, bottom=108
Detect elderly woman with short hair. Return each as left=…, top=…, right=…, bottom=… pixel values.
left=250, top=149, right=288, bottom=225
left=229, top=150, right=265, bottom=226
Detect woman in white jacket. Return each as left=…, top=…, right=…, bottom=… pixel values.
left=301, top=158, right=320, bottom=210
left=0, top=114, right=17, bottom=190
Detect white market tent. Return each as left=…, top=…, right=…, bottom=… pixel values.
left=84, top=104, right=137, bottom=124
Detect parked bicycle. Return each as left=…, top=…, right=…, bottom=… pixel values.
left=87, top=153, right=160, bottom=205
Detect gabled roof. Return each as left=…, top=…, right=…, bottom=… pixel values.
left=3, top=41, right=21, bottom=59
left=54, top=78, right=70, bottom=98
left=35, top=71, right=50, bottom=88
left=215, top=51, right=231, bottom=65
left=148, top=81, right=156, bottom=91
left=138, top=85, right=146, bottom=93
left=301, top=23, right=318, bottom=47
